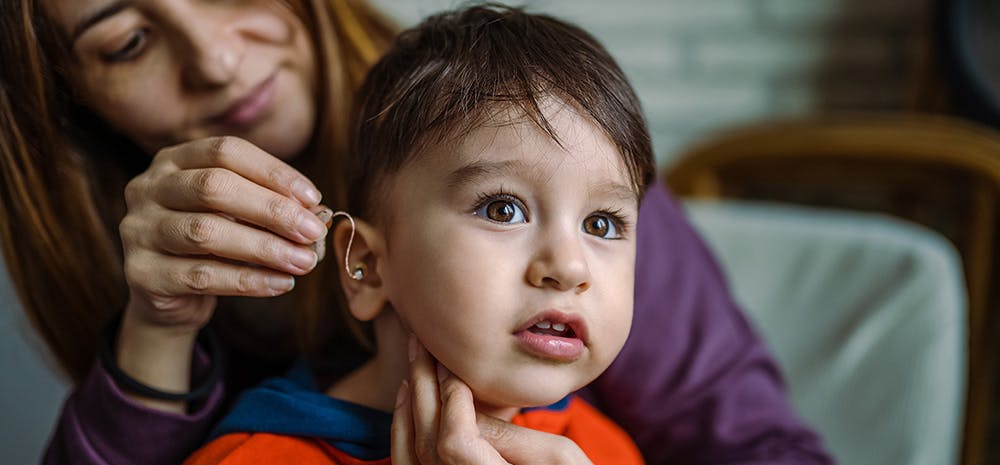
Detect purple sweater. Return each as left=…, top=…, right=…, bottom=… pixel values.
left=42, top=183, right=832, bottom=465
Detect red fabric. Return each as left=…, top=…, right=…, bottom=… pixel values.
left=185, top=397, right=642, bottom=465
left=513, top=397, right=644, bottom=465
left=184, top=433, right=390, bottom=465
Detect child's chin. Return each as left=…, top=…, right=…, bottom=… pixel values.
left=471, top=382, right=577, bottom=411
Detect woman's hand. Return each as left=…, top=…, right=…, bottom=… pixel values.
left=115, top=136, right=328, bottom=410
left=392, top=336, right=594, bottom=465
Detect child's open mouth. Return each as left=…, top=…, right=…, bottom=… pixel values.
left=528, top=320, right=578, bottom=338
left=515, top=311, right=588, bottom=361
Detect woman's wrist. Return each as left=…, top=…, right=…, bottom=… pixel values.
left=111, top=307, right=202, bottom=413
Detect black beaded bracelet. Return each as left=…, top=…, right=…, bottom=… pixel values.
left=99, top=314, right=224, bottom=402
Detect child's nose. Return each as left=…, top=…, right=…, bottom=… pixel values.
left=525, top=232, right=591, bottom=293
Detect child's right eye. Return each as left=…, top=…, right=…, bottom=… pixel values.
left=473, top=195, right=528, bottom=224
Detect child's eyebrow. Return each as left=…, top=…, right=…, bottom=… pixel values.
left=590, top=180, right=639, bottom=204
left=446, top=159, right=638, bottom=202
left=445, top=159, right=530, bottom=190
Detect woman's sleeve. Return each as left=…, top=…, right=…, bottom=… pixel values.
left=584, top=182, right=834, bottom=465
left=42, top=348, right=224, bottom=465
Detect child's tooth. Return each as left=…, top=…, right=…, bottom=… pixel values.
left=552, top=323, right=566, bottom=332
left=535, top=321, right=552, bottom=329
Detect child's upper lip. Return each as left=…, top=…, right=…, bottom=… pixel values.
left=514, top=309, right=589, bottom=344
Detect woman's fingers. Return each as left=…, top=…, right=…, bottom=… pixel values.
left=408, top=335, right=443, bottom=464
left=160, top=136, right=321, bottom=207
left=404, top=336, right=509, bottom=465
left=436, top=366, right=510, bottom=465
left=125, top=251, right=296, bottom=299
left=435, top=366, right=479, bottom=442
left=117, top=136, right=323, bottom=335
left=404, top=335, right=584, bottom=465
left=154, top=167, right=327, bottom=244
left=154, top=211, right=318, bottom=275
left=475, top=415, right=592, bottom=465
left=392, top=381, right=421, bottom=465
left=308, top=206, right=332, bottom=262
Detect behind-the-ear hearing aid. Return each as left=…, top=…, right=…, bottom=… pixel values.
left=331, top=211, right=366, bottom=281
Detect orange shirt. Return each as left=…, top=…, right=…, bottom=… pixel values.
left=185, top=396, right=643, bottom=465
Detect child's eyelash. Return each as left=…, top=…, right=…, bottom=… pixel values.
left=471, top=189, right=524, bottom=212
left=471, top=190, right=632, bottom=237
left=595, top=208, right=632, bottom=237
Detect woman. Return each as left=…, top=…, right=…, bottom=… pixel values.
left=0, top=1, right=831, bottom=464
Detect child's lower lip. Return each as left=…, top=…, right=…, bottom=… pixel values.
left=515, top=330, right=584, bottom=361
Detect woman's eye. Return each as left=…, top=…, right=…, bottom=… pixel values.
left=102, top=29, right=148, bottom=62
left=583, top=214, right=620, bottom=239
left=474, top=199, right=527, bottom=224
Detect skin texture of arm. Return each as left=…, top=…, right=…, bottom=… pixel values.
left=581, top=182, right=834, bottom=464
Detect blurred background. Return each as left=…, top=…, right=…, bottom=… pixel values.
left=4, top=0, right=999, bottom=464
left=373, top=0, right=934, bottom=166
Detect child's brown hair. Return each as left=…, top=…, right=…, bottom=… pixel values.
left=348, top=3, right=656, bottom=221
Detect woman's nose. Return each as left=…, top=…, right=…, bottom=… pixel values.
left=526, top=228, right=592, bottom=293
left=180, top=18, right=244, bottom=89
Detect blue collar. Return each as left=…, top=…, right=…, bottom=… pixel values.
left=211, top=362, right=392, bottom=459
left=211, top=362, right=573, bottom=460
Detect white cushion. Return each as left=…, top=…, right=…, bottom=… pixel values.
left=685, top=200, right=966, bottom=465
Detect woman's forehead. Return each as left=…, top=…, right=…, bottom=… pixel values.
left=39, top=0, right=103, bottom=37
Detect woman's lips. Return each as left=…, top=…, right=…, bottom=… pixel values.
left=214, top=74, right=277, bottom=127
left=514, top=310, right=588, bottom=362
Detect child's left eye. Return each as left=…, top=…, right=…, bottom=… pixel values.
left=473, top=197, right=528, bottom=224
left=582, top=214, right=620, bottom=239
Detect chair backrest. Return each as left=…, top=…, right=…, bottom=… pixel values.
left=665, top=113, right=1000, bottom=465
left=685, top=199, right=965, bottom=465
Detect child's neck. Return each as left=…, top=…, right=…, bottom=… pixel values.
left=324, top=314, right=408, bottom=413
left=325, top=311, right=519, bottom=421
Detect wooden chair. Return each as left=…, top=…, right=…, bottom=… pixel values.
left=665, top=113, right=1000, bottom=465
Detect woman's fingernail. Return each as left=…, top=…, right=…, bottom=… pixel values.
left=395, top=380, right=409, bottom=408
left=299, top=213, right=326, bottom=241
left=290, top=248, right=318, bottom=271
left=292, top=179, right=322, bottom=206
left=408, top=334, right=418, bottom=362
left=315, top=208, right=334, bottom=228
left=267, top=276, right=295, bottom=292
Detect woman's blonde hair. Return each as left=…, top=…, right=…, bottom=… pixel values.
left=0, top=0, right=396, bottom=383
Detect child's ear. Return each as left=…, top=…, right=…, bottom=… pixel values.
left=332, top=216, right=388, bottom=322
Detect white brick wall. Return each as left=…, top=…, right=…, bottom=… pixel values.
left=369, top=0, right=929, bottom=166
